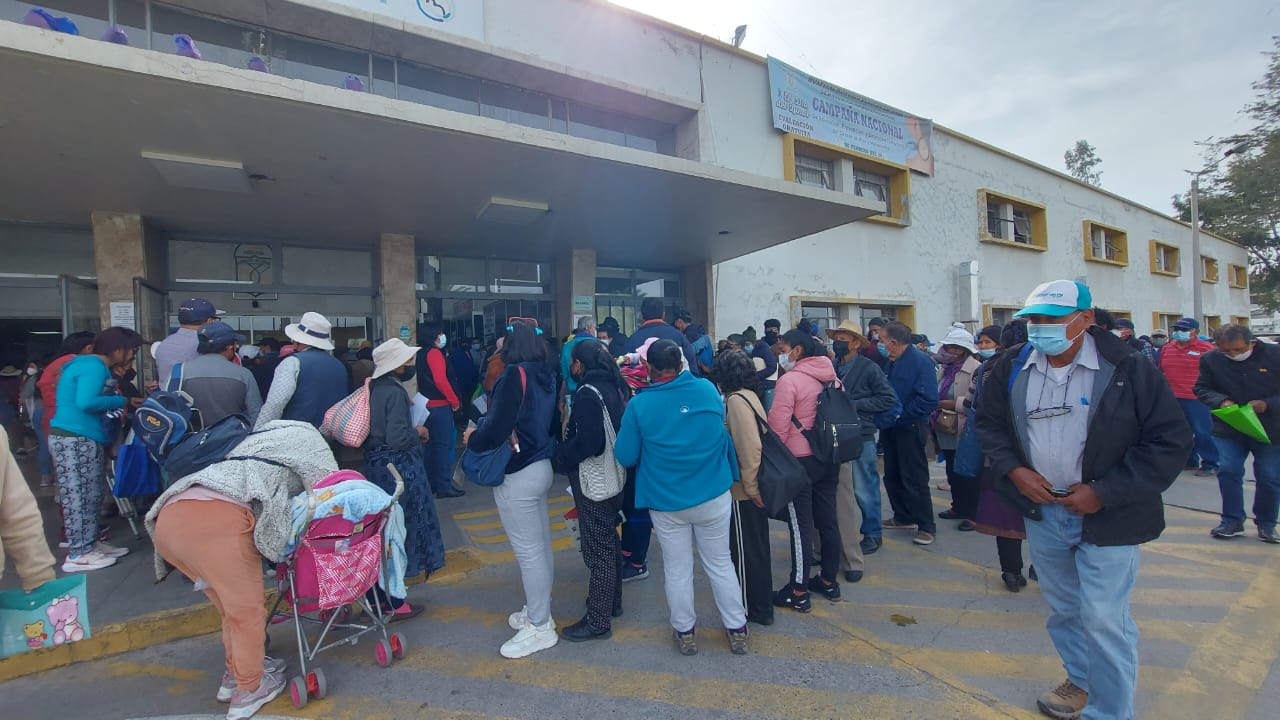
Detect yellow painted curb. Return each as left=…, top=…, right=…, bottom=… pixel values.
left=0, top=546, right=490, bottom=684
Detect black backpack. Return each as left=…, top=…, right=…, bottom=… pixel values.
left=161, top=414, right=253, bottom=480
left=792, top=379, right=864, bottom=465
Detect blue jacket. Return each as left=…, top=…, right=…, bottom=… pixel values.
left=626, top=321, right=700, bottom=377
left=282, top=349, right=349, bottom=428
left=884, top=345, right=939, bottom=428
left=614, top=371, right=737, bottom=512
left=50, top=355, right=126, bottom=444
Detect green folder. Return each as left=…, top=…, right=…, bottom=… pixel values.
left=1211, top=404, right=1271, bottom=444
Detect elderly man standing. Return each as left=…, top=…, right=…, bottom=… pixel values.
left=255, top=312, right=348, bottom=430
left=976, top=280, right=1190, bottom=720
left=1195, top=324, right=1280, bottom=543
left=877, top=321, right=939, bottom=546
left=1159, top=317, right=1219, bottom=477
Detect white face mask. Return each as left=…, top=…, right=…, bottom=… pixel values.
left=436, top=334, right=447, bottom=349
left=1111, top=329, right=1125, bottom=338
left=1227, top=346, right=1255, bottom=363
left=26, top=367, right=37, bottom=376
left=778, top=352, right=796, bottom=371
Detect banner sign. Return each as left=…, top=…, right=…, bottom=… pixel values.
left=767, top=56, right=935, bottom=176
left=323, top=1, right=483, bottom=43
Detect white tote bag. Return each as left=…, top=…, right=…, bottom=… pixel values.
left=576, top=384, right=625, bottom=502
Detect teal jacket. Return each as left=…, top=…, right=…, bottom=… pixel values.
left=614, top=371, right=738, bottom=512
left=50, top=355, right=126, bottom=444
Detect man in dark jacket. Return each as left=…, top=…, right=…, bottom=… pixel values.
left=828, top=321, right=900, bottom=563
left=752, top=318, right=782, bottom=408
left=974, top=280, right=1190, bottom=720
left=877, top=321, right=939, bottom=545
left=625, top=298, right=699, bottom=376
left=1194, top=324, right=1280, bottom=543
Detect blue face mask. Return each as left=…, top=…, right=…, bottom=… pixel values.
left=977, top=348, right=997, bottom=360
left=1027, top=318, right=1081, bottom=357
left=877, top=342, right=889, bottom=358
left=1172, top=330, right=1193, bottom=342
left=743, top=343, right=754, bottom=354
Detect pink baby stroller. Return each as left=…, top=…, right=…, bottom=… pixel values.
left=266, top=465, right=407, bottom=709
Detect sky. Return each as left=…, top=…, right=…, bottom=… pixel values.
left=610, top=0, right=1277, bottom=213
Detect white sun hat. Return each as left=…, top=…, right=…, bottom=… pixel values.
left=284, top=311, right=336, bottom=351
left=372, top=338, right=421, bottom=379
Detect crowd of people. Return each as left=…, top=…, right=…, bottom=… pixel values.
left=2, top=281, right=1277, bottom=720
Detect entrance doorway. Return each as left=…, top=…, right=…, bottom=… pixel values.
left=418, top=297, right=554, bottom=346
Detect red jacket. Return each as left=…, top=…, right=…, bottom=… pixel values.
left=1158, top=338, right=1214, bottom=399
left=36, top=354, right=75, bottom=436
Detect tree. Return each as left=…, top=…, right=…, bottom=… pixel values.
left=1172, top=36, right=1280, bottom=310
left=1064, top=140, right=1103, bottom=185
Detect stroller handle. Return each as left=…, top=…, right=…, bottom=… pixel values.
left=385, top=463, right=406, bottom=503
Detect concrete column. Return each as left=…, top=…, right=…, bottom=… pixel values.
left=555, top=248, right=596, bottom=336
left=91, top=211, right=147, bottom=330
left=380, top=233, right=418, bottom=345
left=683, top=260, right=715, bottom=339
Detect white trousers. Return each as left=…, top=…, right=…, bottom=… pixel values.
left=650, top=491, right=747, bottom=633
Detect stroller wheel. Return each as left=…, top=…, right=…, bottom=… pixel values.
left=374, top=638, right=393, bottom=667
left=289, top=676, right=308, bottom=709
left=390, top=632, right=407, bottom=659
left=307, top=668, right=327, bottom=700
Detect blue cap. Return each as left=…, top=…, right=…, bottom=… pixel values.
left=198, top=321, right=246, bottom=349
left=1015, top=280, right=1092, bottom=318
left=1173, top=317, right=1200, bottom=331
left=178, top=298, right=221, bottom=324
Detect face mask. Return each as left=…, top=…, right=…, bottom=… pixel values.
left=436, top=335, right=447, bottom=349
left=936, top=349, right=960, bottom=363
left=396, top=366, right=417, bottom=382
left=877, top=342, right=889, bottom=358
left=832, top=340, right=850, bottom=357
left=1111, top=329, right=1125, bottom=338
left=1027, top=319, right=1083, bottom=357
left=869, top=331, right=880, bottom=342
left=743, top=343, right=754, bottom=354
left=1172, top=331, right=1193, bottom=342
left=471, top=343, right=480, bottom=350
left=977, top=348, right=997, bottom=360
left=1227, top=346, right=1255, bottom=362
left=26, top=367, right=37, bottom=376
left=1152, top=337, right=1168, bottom=348
left=764, top=332, right=779, bottom=344
left=778, top=352, right=796, bottom=371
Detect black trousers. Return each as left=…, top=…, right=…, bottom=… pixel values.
left=996, top=536, right=1024, bottom=574
left=785, top=456, right=842, bottom=588
left=944, top=449, right=980, bottom=520
left=882, top=423, right=936, bottom=533
left=730, top=497, right=773, bottom=622
left=619, top=467, right=651, bottom=566
left=570, top=472, right=623, bottom=631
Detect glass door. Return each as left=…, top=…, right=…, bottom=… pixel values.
left=59, top=275, right=100, bottom=336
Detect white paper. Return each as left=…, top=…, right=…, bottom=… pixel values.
left=109, top=301, right=136, bottom=330
left=471, top=394, right=488, bottom=416
left=411, top=393, right=430, bottom=427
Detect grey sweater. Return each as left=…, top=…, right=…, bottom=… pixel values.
left=367, top=375, right=418, bottom=452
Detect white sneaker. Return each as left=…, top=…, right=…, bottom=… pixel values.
left=218, top=657, right=287, bottom=702
left=62, top=551, right=117, bottom=573
left=508, top=606, right=529, bottom=630
left=500, top=619, right=558, bottom=659
left=226, top=668, right=285, bottom=720
left=94, top=541, right=129, bottom=559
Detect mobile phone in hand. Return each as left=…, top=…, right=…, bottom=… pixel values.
left=1048, top=487, right=1073, bottom=498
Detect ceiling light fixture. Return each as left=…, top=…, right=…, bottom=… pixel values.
left=477, top=197, right=550, bottom=225
left=141, top=151, right=253, bottom=193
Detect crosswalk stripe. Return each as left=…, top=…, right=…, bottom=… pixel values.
left=466, top=535, right=577, bottom=564
left=453, top=495, right=574, bottom=522
left=106, top=661, right=207, bottom=682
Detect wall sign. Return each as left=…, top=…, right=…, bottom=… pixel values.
left=109, top=302, right=136, bottom=330
left=572, top=295, right=594, bottom=314
left=767, top=56, right=935, bottom=176
left=325, top=1, right=484, bottom=43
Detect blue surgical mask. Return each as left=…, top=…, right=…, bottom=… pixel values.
left=977, top=348, right=997, bottom=360
left=1172, top=330, right=1192, bottom=342
left=436, top=334, right=447, bottom=349
left=877, top=342, right=889, bottom=358
left=743, top=343, right=754, bottom=354
left=471, top=343, right=480, bottom=350
left=1027, top=321, right=1079, bottom=357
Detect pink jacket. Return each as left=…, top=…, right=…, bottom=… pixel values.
left=768, top=355, right=838, bottom=458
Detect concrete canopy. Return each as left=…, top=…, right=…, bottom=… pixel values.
left=0, top=25, right=881, bottom=267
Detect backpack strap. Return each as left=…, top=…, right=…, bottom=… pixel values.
left=167, top=362, right=184, bottom=393
left=1006, top=344, right=1034, bottom=392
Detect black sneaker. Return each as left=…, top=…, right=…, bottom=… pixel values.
left=773, top=585, right=812, bottom=613
left=843, top=570, right=864, bottom=583
left=1001, top=572, right=1027, bottom=593
left=726, top=625, right=749, bottom=655
left=1211, top=521, right=1246, bottom=539
left=859, top=536, right=882, bottom=555
left=938, top=508, right=962, bottom=520
left=957, top=520, right=976, bottom=532
left=562, top=616, right=611, bottom=642
left=673, top=628, right=697, bottom=656
left=1260, top=527, right=1280, bottom=544
left=620, top=563, right=649, bottom=583
left=807, top=575, right=841, bottom=601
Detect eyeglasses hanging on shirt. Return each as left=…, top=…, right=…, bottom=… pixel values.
left=1028, top=365, right=1078, bottom=420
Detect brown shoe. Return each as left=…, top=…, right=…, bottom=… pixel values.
left=912, top=531, right=935, bottom=546
left=1037, top=680, right=1088, bottom=719
left=882, top=519, right=918, bottom=530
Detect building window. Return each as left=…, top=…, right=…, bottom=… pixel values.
left=1231, top=315, right=1250, bottom=327
left=1229, top=264, right=1249, bottom=289
left=1083, top=221, right=1128, bottom=266
left=1152, top=312, right=1181, bottom=334
left=1105, top=309, right=1133, bottom=322
left=979, top=190, right=1047, bottom=250
left=794, top=154, right=834, bottom=190
left=982, top=305, right=1021, bottom=326
left=1149, top=241, right=1181, bottom=276
left=1204, top=315, right=1222, bottom=333
left=853, top=169, right=890, bottom=204
left=799, top=304, right=839, bottom=333
left=1202, top=256, right=1220, bottom=284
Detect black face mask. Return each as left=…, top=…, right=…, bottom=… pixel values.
left=395, top=366, right=416, bottom=382
left=764, top=331, right=779, bottom=344
left=832, top=340, right=850, bottom=358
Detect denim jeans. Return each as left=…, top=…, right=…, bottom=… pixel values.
left=1025, top=503, right=1141, bottom=720
left=421, top=406, right=455, bottom=495
left=850, top=438, right=882, bottom=539
left=31, top=406, right=52, bottom=476
left=1214, top=435, right=1280, bottom=530
left=1178, top=398, right=1219, bottom=470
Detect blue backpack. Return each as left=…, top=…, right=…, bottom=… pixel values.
left=132, top=364, right=202, bottom=462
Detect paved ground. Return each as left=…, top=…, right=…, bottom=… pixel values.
left=3, top=456, right=1278, bottom=720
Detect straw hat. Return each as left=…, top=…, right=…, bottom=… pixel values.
left=284, top=311, right=335, bottom=351
left=824, top=320, right=867, bottom=344
left=0, top=365, right=20, bottom=377
left=372, top=338, right=420, bottom=379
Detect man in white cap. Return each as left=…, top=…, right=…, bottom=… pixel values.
left=975, top=280, right=1190, bottom=720
left=255, top=312, right=349, bottom=430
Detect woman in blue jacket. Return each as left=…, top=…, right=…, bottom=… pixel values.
left=49, top=327, right=144, bottom=573
left=614, top=340, right=749, bottom=657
